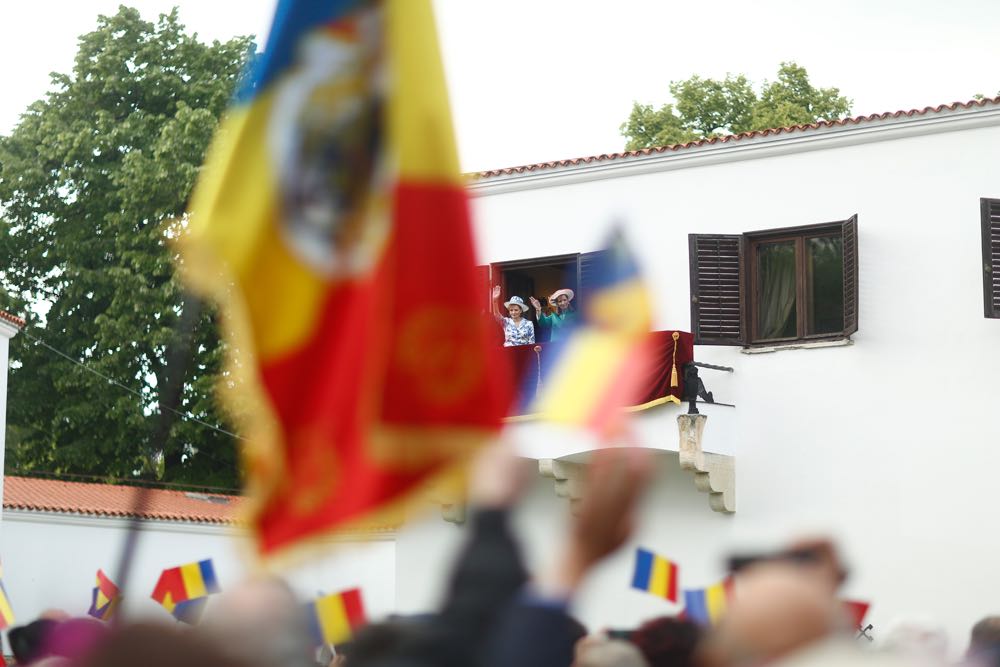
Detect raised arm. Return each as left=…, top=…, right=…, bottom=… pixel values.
left=491, top=285, right=503, bottom=323
left=530, top=296, right=551, bottom=327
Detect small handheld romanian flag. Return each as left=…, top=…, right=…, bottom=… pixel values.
left=631, top=548, right=678, bottom=602
left=87, top=569, right=121, bottom=622
left=531, top=229, right=652, bottom=435
left=0, top=564, right=14, bottom=629
left=150, top=559, right=220, bottom=624
left=181, top=0, right=510, bottom=556
left=304, top=588, right=367, bottom=647
left=842, top=599, right=870, bottom=628
left=683, top=578, right=733, bottom=626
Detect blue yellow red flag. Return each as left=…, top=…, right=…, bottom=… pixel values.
left=304, top=588, right=367, bottom=646
left=531, top=229, right=653, bottom=434
left=683, top=578, right=733, bottom=626
left=180, top=0, right=511, bottom=556
left=0, top=563, right=15, bottom=630
left=631, top=548, right=679, bottom=602
left=87, top=569, right=122, bottom=622
left=150, top=559, right=220, bottom=624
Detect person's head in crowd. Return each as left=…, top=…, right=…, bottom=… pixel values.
left=969, top=616, right=1000, bottom=665
left=697, top=548, right=843, bottom=667
left=9, top=618, right=59, bottom=665
left=573, top=637, right=649, bottom=667
left=783, top=538, right=848, bottom=593
left=881, top=615, right=947, bottom=663
left=80, top=622, right=252, bottom=667
left=629, top=616, right=701, bottom=667
left=201, top=575, right=315, bottom=667
left=37, top=609, right=71, bottom=622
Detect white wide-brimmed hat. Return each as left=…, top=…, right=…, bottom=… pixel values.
left=550, top=288, right=575, bottom=302
left=504, top=296, right=529, bottom=311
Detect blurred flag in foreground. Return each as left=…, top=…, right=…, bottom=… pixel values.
left=87, top=569, right=121, bottom=622
left=305, top=588, right=367, bottom=647
left=0, top=563, right=14, bottom=629
left=150, top=559, right=220, bottom=624
left=532, top=229, right=653, bottom=435
left=683, top=578, right=734, bottom=626
left=631, top=547, right=679, bottom=602
left=181, top=0, right=510, bottom=556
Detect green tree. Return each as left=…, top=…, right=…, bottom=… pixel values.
left=621, top=62, right=852, bottom=151
left=751, top=62, right=852, bottom=130
left=0, top=7, right=252, bottom=488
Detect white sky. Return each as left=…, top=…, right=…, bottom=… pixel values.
left=1, top=0, right=999, bottom=173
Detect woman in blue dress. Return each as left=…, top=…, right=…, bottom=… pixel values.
left=491, top=285, right=535, bottom=346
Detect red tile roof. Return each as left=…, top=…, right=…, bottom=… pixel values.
left=473, top=97, right=1000, bottom=180
left=0, top=311, right=24, bottom=328
left=3, top=476, right=241, bottom=524
left=2, top=476, right=400, bottom=532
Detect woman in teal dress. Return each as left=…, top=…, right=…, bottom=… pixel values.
left=530, top=288, right=579, bottom=342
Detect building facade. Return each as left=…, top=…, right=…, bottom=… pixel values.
left=2, top=98, right=999, bottom=651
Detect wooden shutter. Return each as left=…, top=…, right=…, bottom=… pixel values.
left=689, top=234, right=745, bottom=345
left=982, top=199, right=1000, bottom=318
left=841, top=214, right=859, bottom=335
left=577, top=250, right=603, bottom=303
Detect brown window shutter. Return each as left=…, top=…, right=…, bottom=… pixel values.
left=982, top=199, right=1000, bottom=319
left=577, top=250, right=603, bottom=303
left=689, top=234, right=745, bottom=345
left=841, top=214, right=859, bottom=335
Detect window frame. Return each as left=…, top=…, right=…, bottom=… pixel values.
left=690, top=215, right=858, bottom=347
left=746, top=223, right=846, bottom=344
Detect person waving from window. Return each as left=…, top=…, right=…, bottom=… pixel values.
left=530, top=288, right=578, bottom=343
left=492, top=285, right=535, bottom=347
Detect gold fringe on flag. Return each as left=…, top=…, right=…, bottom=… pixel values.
left=670, top=331, right=680, bottom=388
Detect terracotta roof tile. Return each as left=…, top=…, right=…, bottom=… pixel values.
left=2, top=477, right=400, bottom=532
left=473, top=97, right=1000, bottom=180
left=3, top=476, right=240, bottom=524
left=0, top=311, right=25, bottom=328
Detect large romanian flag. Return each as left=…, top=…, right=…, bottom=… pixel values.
left=182, top=0, right=509, bottom=555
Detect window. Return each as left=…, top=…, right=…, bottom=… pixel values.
left=689, top=215, right=858, bottom=346
left=982, top=198, right=1000, bottom=319
left=479, top=252, right=602, bottom=342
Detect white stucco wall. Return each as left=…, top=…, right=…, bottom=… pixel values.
left=1, top=512, right=395, bottom=627
left=395, top=111, right=1000, bottom=651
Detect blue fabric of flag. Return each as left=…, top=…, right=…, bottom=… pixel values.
left=235, top=0, right=361, bottom=103
left=684, top=589, right=710, bottom=625
left=632, top=548, right=654, bottom=590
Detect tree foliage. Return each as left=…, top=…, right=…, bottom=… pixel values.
left=0, top=7, right=252, bottom=488
left=621, top=62, right=852, bottom=151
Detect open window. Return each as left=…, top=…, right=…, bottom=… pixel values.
left=689, top=215, right=858, bottom=346
left=480, top=252, right=604, bottom=343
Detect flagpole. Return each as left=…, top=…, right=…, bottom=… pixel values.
left=113, top=294, right=203, bottom=622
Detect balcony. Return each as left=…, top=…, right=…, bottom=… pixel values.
left=439, top=330, right=736, bottom=521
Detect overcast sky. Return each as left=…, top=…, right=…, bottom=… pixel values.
left=2, top=0, right=999, bottom=172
